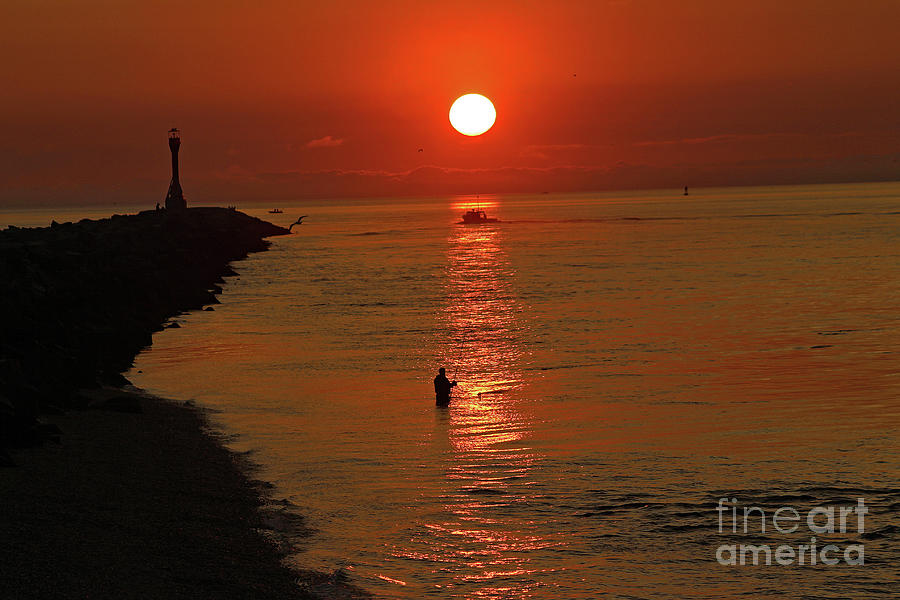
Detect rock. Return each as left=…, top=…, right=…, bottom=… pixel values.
left=99, top=372, right=132, bottom=388
left=33, top=420, right=63, bottom=444
left=3, top=415, right=42, bottom=447
left=166, top=322, right=181, bottom=329
left=35, top=421, right=63, bottom=435
left=90, top=395, right=143, bottom=414
left=67, top=392, right=95, bottom=410
left=0, top=394, right=14, bottom=415
left=0, top=208, right=288, bottom=448
left=204, top=307, right=215, bottom=311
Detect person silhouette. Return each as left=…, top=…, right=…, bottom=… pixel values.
left=434, top=367, right=457, bottom=406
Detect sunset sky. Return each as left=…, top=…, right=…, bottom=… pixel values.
left=2, top=0, right=899, bottom=206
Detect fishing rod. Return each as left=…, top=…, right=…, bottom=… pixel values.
left=447, top=335, right=466, bottom=399
left=449, top=333, right=467, bottom=381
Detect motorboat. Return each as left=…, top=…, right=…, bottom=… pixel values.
left=459, top=208, right=499, bottom=224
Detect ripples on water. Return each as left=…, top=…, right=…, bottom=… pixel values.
left=127, top=184, right=900, bottom=598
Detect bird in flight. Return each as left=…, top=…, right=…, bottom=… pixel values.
left=289, top=216, right=308, bottom=231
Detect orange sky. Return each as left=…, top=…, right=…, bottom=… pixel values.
left=2, top=0, right=899, bottom=206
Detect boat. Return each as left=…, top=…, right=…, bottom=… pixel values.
left=459, top=208, right=499, bottom=224
left=268, top=208, right=283, bottom=214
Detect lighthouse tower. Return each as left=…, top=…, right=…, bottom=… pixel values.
left=165, top=128, right=186, bottom=210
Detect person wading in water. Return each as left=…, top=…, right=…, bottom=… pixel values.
left=434, top=367, right=457, bottom=406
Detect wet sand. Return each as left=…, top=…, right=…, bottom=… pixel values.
left=0, top=386, right=369, bottom=599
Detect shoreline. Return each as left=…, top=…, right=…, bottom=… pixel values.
left=0, top=208, right=370, bottom=598
left=0, top=385, right=369, bottom=599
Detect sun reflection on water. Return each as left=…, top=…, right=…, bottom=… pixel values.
left=413, top=217, right=559, bottom=598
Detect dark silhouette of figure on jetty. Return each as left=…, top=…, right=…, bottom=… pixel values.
left=434, top=367, right=457, bottom=406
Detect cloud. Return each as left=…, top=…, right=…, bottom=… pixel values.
left=520, top=144, right=589, bottom=159
left=201, top=131, right=900, bottom=203
left=242, top=163, right=640, bottom=198
left=259, top=164, right=611, bottom=183
left=305, top=135, right=344, bottom=148
left=633, top=133, right=801, bottom=147
left=632, top=131, right=870, bottom=148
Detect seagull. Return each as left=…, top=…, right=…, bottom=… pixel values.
left=288, top=216, right=308, bottom=231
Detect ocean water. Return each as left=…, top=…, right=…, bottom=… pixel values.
left=97, top=184, right=898, bottom=597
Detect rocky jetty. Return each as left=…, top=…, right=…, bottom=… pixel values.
left=0, top=207, right=289, bottom=449
left=0, top=208, right=373, bottom=598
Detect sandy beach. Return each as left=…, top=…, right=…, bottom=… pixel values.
left=0, top=386, right=369, bottom=599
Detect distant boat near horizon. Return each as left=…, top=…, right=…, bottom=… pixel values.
left=268, top=208, right=283, bottom=214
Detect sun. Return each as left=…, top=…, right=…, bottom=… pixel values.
left=449, top=94, right=496, bottom=136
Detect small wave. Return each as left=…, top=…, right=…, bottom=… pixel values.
left=657, top=522, right=710, bottom=532
left=477, top=389, right=511, bottom=396
left=755, top=494, right=818, bottom=503
left=526, top=362, right=610, bottom=371
left=860, top=525, right=899, bottom=540
left=346, top=301, right=399, bottom=307
left=588, top=502, right=662, bottom=513
left=460, top=486, right=508, bottom=495
left=733, top=212, right=809, bottom=219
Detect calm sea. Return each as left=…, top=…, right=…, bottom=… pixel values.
left=11, top=184, right=900, bottom=598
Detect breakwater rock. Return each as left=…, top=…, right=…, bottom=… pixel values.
left=0, top=207, right=289, bottom=448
